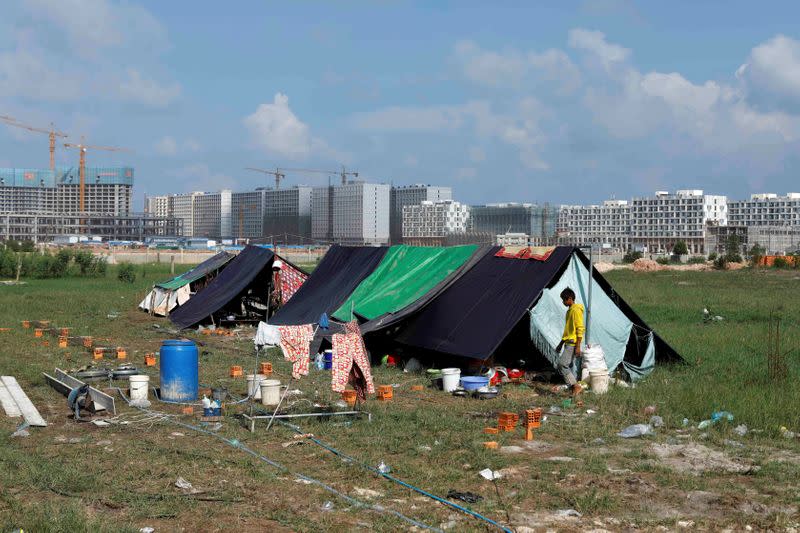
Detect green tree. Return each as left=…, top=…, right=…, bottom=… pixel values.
left=725, top=234, right=743, bottom=263
left=749, top=244, right=766, bottom=266
left=672, top=240, right=689, bottom=256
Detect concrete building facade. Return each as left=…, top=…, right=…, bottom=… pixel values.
left=0, top=167, right=133, bottom=215
left=402, top=200, right=469, bottom=245
left=557, top=200, right=631, bottom=251
left=469, top=203, right=558, bottom=244
left=0, top=212, right=181, bottom=243
left=390, top=185, right=452, bottom=244
left=630, top=190, right=727, bottom=254
left=728, top=193, right=800, bottom=227
left=262, top=186, right=312, bottom=244
left=331, top=182, right=390, bottom=246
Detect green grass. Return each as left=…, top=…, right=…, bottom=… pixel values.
left=0, top=265, right=798, bottom=531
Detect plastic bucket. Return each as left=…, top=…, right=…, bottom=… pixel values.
left=590, top=370, right=610, bottom=395
left=441, top=368, right=461, bottom=392
left=129, top=375, right=150, bottom=401
left=323, top=350, right=333, bottom=370
left=247, top=374, right=267, bottom=400
left=461, top=376, right=490, bottom=391
left=260, top=379, right=282, bottom=406
left=159, top=340, right=199, bottom=402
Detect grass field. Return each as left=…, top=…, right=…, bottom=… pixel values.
left=0, top=264, right=798, bottom=531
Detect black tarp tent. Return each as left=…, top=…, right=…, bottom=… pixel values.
left=269, top=245, right=388, bottom=326
left=170, top=245, right=304, bottom=329
left=393, top=246, right=681, bottom=365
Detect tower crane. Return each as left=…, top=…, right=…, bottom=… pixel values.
left=245, top=167, right=285, bottom=189
left=281, top=165, right=358, bottom=185
left=63, top=137, right=130, bottom=213
left=0, top=115, right=68, bottom=171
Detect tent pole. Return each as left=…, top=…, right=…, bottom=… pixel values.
left=586, top=244, right=593, bottom=347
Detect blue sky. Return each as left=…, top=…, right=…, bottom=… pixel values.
left=2, top=1, right=800, bottom=209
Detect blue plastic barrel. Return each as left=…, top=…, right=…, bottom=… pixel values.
left=323, top=350, right=333, bottom=370
left=159, top=339, right=199, bottom=402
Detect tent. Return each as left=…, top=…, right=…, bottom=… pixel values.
left=393, top=246, right=681, bottom=380
left=138, top=251, right=233, bottom=316
left=332, top=244, right=479, bottom=322
left=269, top=245, right=388, bottom=326
left=170, top=245, right=308, bottom=329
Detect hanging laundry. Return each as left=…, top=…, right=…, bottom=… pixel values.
left=254, top=321, right=281, bottom=347
left=280, top=262, right=308, bottom=304
left=331, top=321, right=375, bottom=399
left=277, top=324, right=314, bottom=379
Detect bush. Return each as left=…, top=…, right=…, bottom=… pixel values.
left=749, top=244, right=766, bottom=266
left=672, top=240, right=689, bottom=256
left=656, top=257, right=671, bottom=265
left=726, top=253, right=743, bottom=264
left=623, top=251, right=643, bottom=264
left=707, top=252, right=718, bottom=261
left=772, top=257, right=788, bottom=269
left=688, top=256, right=706, bottom=264
left=713, top=256, right=728, bottom=270
left=117, top=262, right=136, bottom=283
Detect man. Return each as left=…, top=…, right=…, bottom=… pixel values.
left=554, top=287, right=585, bottom=396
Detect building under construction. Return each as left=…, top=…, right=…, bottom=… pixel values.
left=0, top=166, right=180, bottom=243
left=0, top=167, right=133, bottom=215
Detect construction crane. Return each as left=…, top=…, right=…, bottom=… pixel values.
left=0, top=115, right=68, bottom=171
left=245, top=167, right=285, bottom=189
left=63, top=137, right=130, bottom=213
left=238, top=204, right=257, bottom=243
left=281, top=165, right=359, bottom=185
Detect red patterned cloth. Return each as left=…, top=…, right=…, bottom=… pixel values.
left=280, top=263, right=308, bottom=304
left=277, top=324, right=314, bottom=379
left=331, top=321, right=375, bottom=397
left=494, top=246, right=555, bottom=261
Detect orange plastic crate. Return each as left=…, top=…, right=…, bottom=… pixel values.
left=230, top=365, right=243, bottom=378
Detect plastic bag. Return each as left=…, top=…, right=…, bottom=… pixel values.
left=617, top=424, right=654, bottom=438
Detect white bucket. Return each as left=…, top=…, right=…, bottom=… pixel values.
left=129, top=374, right=150, bottom=401
left=260, top=379, right=282, bottom=406
left=589, top=370, right=610, bottom=395
left=441, top=368, right=461, bottom=392
left=247, top=374, right=267, bottom=400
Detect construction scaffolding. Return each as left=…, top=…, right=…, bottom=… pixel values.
left=0, top=212, right=182, bottom=243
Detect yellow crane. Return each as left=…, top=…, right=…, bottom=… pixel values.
left=63, top=137, right=130, bottom=213
left=0, top=115, right=68, bottom=171
left=245, top=167, right=285, bottom=189
left=246, top=165, right=359, bottom=187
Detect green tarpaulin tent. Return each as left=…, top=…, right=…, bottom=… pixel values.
left=332, top=244, right=477, bottom=322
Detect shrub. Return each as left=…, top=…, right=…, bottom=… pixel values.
left=656, top=257, right=671, bottom=265
left=688, top=256, right=706, bottom=264
left=713, top=256, right=728, bottom=270
left=117, top=262, right=136, bottom=283
left=726, top=253, right=743, bottom=264
left=623, top=251, right=643, bottom=264
left=672, top=240, right=688, bottom=256
left=772, top=257, right=788, bottom=269
left=707, top=252, right=718, bottom=261
left=749, top=244, right=766, bottom=266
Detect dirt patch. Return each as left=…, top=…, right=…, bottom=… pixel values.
left=650, top=443, right=758, bottom=475
left=632, top=259, right=664, bottom=272
left=594, top=262, right=618, bottom=273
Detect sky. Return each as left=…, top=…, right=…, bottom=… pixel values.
left=2, top=1, right=800, bottom=210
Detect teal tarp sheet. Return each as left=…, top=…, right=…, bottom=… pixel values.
left=529, top=254, right=654, bottom=381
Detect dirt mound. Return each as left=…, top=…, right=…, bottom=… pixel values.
left=593, top=262, right=617, bottom=273
left=650, top=442, right=757, bottom=475
left=632, top=258, right=664, bottom=272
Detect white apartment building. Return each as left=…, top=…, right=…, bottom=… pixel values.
left=146, top=190, right=231, bottom=239
left=145, top=195, right=170, bottom=218
left=557, top=200, right=631, bottom=251
left=631, top=190, right=727, bottom=253
left=402, top=200, right=469, bottom=244
left=331, top=182, right=390, bottom=245
left=390, top=185, right=452, bottom=243
left=263, top=186, right=312, bottom=244
left=727, top=193, right=800, bottom=227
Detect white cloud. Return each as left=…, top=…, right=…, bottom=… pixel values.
left=454, top=40, right=580, bottom=92
left=118, top=68, right=181, bottom=108
left=244, top=93, right=341, bottom=161
left=0, top=31, right=82, bottom=101
left=155, top=136, right=178, bottom=156
left=455, top=167, right=477, bottom=181
left=169, top=163, right=236, bottom=192
left=568, top=28, right=631, bottom=72
left=468, top=146, right=486, bottom=163
left=737, top=35, right=800, bottom=111
left=184, top=139, right=201, bottom=152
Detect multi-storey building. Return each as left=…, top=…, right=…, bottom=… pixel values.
left=727, top=193, right=800, bottom=227
left=630, top=190, right=727, bottom=254
left=146, top=190, right=232, bottom=239
left=312, top=182, right=390, bottom=245
left=231, top=190, right=265, bottom=241
left=0, top=167, right=133, bottom=215
left=390, top=185, right=452, bottom=244
left=145, top=194, right=170, bottom=218
left=262, top=186, right=312, bottom=244
left=0, top=212, right=181, bottom=242
left=557, top=200, right=631, bottom=251
left=469, top=203, right=558, bottom=243
left=402, top=200, right=469, bottom=245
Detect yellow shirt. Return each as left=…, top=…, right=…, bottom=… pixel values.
left=562, top=303, right=585, bottom=344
